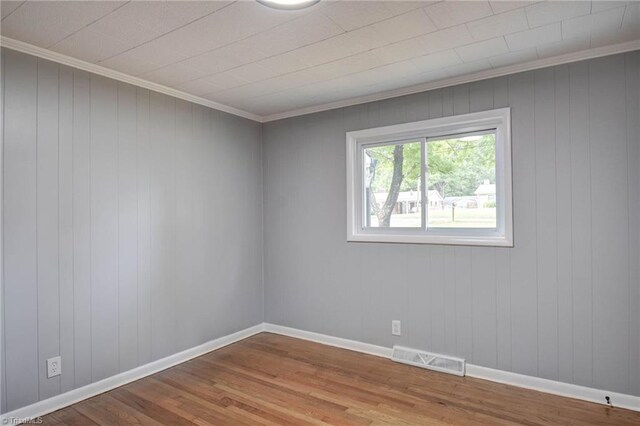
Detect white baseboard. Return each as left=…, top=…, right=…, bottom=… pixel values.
left=0, top=323, right=265, bottom=424
left=263, top=323, right=392, bottom=358
left=465, top=364, right=640, bottom=412
left=3, top=322, right=638, bottom=423
left=263, top=323, right=640, bottom=412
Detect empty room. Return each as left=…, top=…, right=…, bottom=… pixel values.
left=1, top=0, right=639, bottom=424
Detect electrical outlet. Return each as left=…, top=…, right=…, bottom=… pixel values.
left=392, top=320, right=401, bottom=336
left=47, top=356, right=61, bottom=378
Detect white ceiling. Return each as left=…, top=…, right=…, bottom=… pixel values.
left=1, top=0, right=639, bottom=120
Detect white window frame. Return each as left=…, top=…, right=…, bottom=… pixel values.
left=346, top=108, right=513, bottom=247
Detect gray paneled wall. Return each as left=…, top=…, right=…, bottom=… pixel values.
left=1, top=49, right=264, bottom=413
left=263, top=52, right=640, bottom=397
left=2, top=46, right=639, bottom=414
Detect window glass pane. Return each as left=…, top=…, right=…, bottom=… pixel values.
left=364, top=141, right=421, bottom=228
left=426, top=132, right=497, bottom=228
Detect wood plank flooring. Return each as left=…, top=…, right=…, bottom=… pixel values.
left=43, top=333, right=640, bottom=425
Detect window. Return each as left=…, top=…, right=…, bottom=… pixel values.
left=346, top=108, right=512, bottom=246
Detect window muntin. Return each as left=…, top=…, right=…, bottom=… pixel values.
left=346, top=108, right=512, bottom=247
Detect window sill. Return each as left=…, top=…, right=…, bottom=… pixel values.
left=347, top=232, right=513, bottom=247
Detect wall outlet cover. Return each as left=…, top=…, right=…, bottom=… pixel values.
left=47, top=356, right=61, bottom=378
left=392, top=320, right=401, bottom=336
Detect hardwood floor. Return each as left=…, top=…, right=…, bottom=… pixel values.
left=43, top=333, right=639, bottom=425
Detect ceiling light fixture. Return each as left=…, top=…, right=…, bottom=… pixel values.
left=257, top=0, right=320, bottom=10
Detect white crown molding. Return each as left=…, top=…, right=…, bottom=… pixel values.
left=2, top=36, right=639, bottom=125
left=0, top=37, right=263, bottom=123
left=261, top=39, right=640, bottom=122
left=0, top=324, right=266, bottom=424
left=263, top=323, right=640, bottom=412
